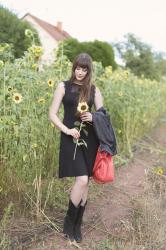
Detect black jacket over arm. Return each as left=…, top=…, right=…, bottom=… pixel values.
left=92, top=106, right=117, bottom=156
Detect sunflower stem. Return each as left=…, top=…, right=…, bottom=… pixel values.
left=73, top=121, right=83, bottom=160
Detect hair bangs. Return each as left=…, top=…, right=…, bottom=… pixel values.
left=75, top=59, right=89, bottom=71
left=74, top=53, right=92, bottom=71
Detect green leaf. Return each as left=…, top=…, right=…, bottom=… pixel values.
left=79, top=139, right=87, bottom=147
left=74, top=121, right=81, bottom=126
left=73, top=138, right=77, bottom=143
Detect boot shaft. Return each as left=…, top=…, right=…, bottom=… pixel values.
left=74, top=201, right=87, bottom=243
left=63, top=199, right=81, bottom=241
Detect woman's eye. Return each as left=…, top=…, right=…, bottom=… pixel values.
left=76, top=67, right=87, bottom=72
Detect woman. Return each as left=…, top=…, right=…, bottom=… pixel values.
left=49, top=53, right=103, bottom=243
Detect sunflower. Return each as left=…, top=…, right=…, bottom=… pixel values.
left=73, top=101, right=89, bottom=160
left=47, top=79, right=54, bottom=87
left=153, top=167, right=164, bottom=175
left=31, top=143, right=38, bottom=149
left=32, top=64, right=38, bottom=70
left=28, top=45, right=43, bottom=59
left=12, top=93, right=23, bottom=103
left=77, top=102, right=89, bottom=114
left=118, top=91, right=123, bottom=97
left=124, top=70, right=129, bottom=78
left=105, top=65, right=112, bottom=76
left=38, top=98, right=46, bottom=104
left=25, top=29, right=33, bottom=38
left=7, top=86, right=13, bottom=92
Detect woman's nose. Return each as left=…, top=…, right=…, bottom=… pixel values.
left=79, top=69, right=84, bottom=74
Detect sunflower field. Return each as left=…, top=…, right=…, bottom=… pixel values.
left=0, top=40, right=166, bottom=217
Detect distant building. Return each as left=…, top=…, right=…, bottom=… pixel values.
left=21, top=13, right=71, bottom=64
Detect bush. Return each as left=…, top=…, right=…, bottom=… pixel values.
left=56, top=38, right=117, bottom=69
left=0, top=5, right=40, bottom=58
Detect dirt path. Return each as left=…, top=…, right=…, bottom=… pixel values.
left=28, top=116, right=166, bottom=250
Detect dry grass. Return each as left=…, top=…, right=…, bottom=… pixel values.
left=94, top=168, right=166, bottom=250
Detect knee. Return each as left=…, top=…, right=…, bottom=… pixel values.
left=76, top=176, right=89, bottom=187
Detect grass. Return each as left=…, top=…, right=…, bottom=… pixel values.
left=0, top=202, right=13, bottom=250
left=92, top=166, right=166, bottom=250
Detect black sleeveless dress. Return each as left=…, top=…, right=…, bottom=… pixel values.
left=59, top=80, right=99, bottom=178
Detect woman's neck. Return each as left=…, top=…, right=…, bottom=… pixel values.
left=73, top=80, right=83, bottom=86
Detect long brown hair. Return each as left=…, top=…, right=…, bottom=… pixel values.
left=69, top=53, right=93, bottom=103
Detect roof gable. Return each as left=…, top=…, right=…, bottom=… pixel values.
left=21, top=13, right=71, bottom=41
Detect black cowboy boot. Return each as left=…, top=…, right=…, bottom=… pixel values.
left=74, top=201, right=87, bottom=243
left=63, top=199, right=80, bottom=241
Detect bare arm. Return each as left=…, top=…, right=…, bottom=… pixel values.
left=48, top=82, right=69, bottom=134
left=94, top=86, right=103, bottom=110
left=48, top=82, right=80, bottom=139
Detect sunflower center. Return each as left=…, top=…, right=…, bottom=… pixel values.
left=81, top=105, right=87, bottom=111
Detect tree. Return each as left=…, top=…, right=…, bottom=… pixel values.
left=57, top=38, right=117, bottom=69
left=0, top=5, right=40, bottom=58
left=83, top=40, right=117, bottom=69
left=153, top=52, right=166, bottom=80
left=113, top=33, right=161, bottom=80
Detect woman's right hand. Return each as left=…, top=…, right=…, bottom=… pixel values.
left=68, top=128, right=80, bottom=139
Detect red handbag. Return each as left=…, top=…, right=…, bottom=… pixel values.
left=93, top=148, right=115, bottom=184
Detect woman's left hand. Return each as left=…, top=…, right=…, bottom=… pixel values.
left=80, top=112, right=92, bottom=122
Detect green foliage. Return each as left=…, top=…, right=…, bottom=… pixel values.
left=0, top=43, right=14, bottom=62
left=0, top=5, right=40, bottom=58
left=0, top=41, right=166, bottom=217
left=56, top=38, right=117, bottom=69
left=154, top=52, right=166, bottom=80
left=114, top=33, right=166, bottom=81
left=56, top=38, right=82, bottom=62
left=126, top=47, right=157, bottom=80
left=83, top=40, right=117, bottom=69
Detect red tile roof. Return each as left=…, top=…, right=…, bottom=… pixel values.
left=21, top=13, right=71, bottom=41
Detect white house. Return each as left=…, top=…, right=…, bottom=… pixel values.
left=21, top=13, right=71, bottom=64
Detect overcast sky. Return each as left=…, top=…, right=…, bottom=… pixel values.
left=1, top=0, right=166, bottom=53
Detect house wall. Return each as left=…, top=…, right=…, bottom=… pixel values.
left=23, top=15, right=58, bottom=64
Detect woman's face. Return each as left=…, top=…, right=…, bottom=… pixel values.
left=75, top=66, right=88, bottom=81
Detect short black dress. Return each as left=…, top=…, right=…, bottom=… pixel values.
left=59, top=80, right=99, bottom=178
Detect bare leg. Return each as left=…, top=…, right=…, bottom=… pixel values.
left=80, top=180, right=89, bottom=205
left=70, top=175, right=89, bottom=206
